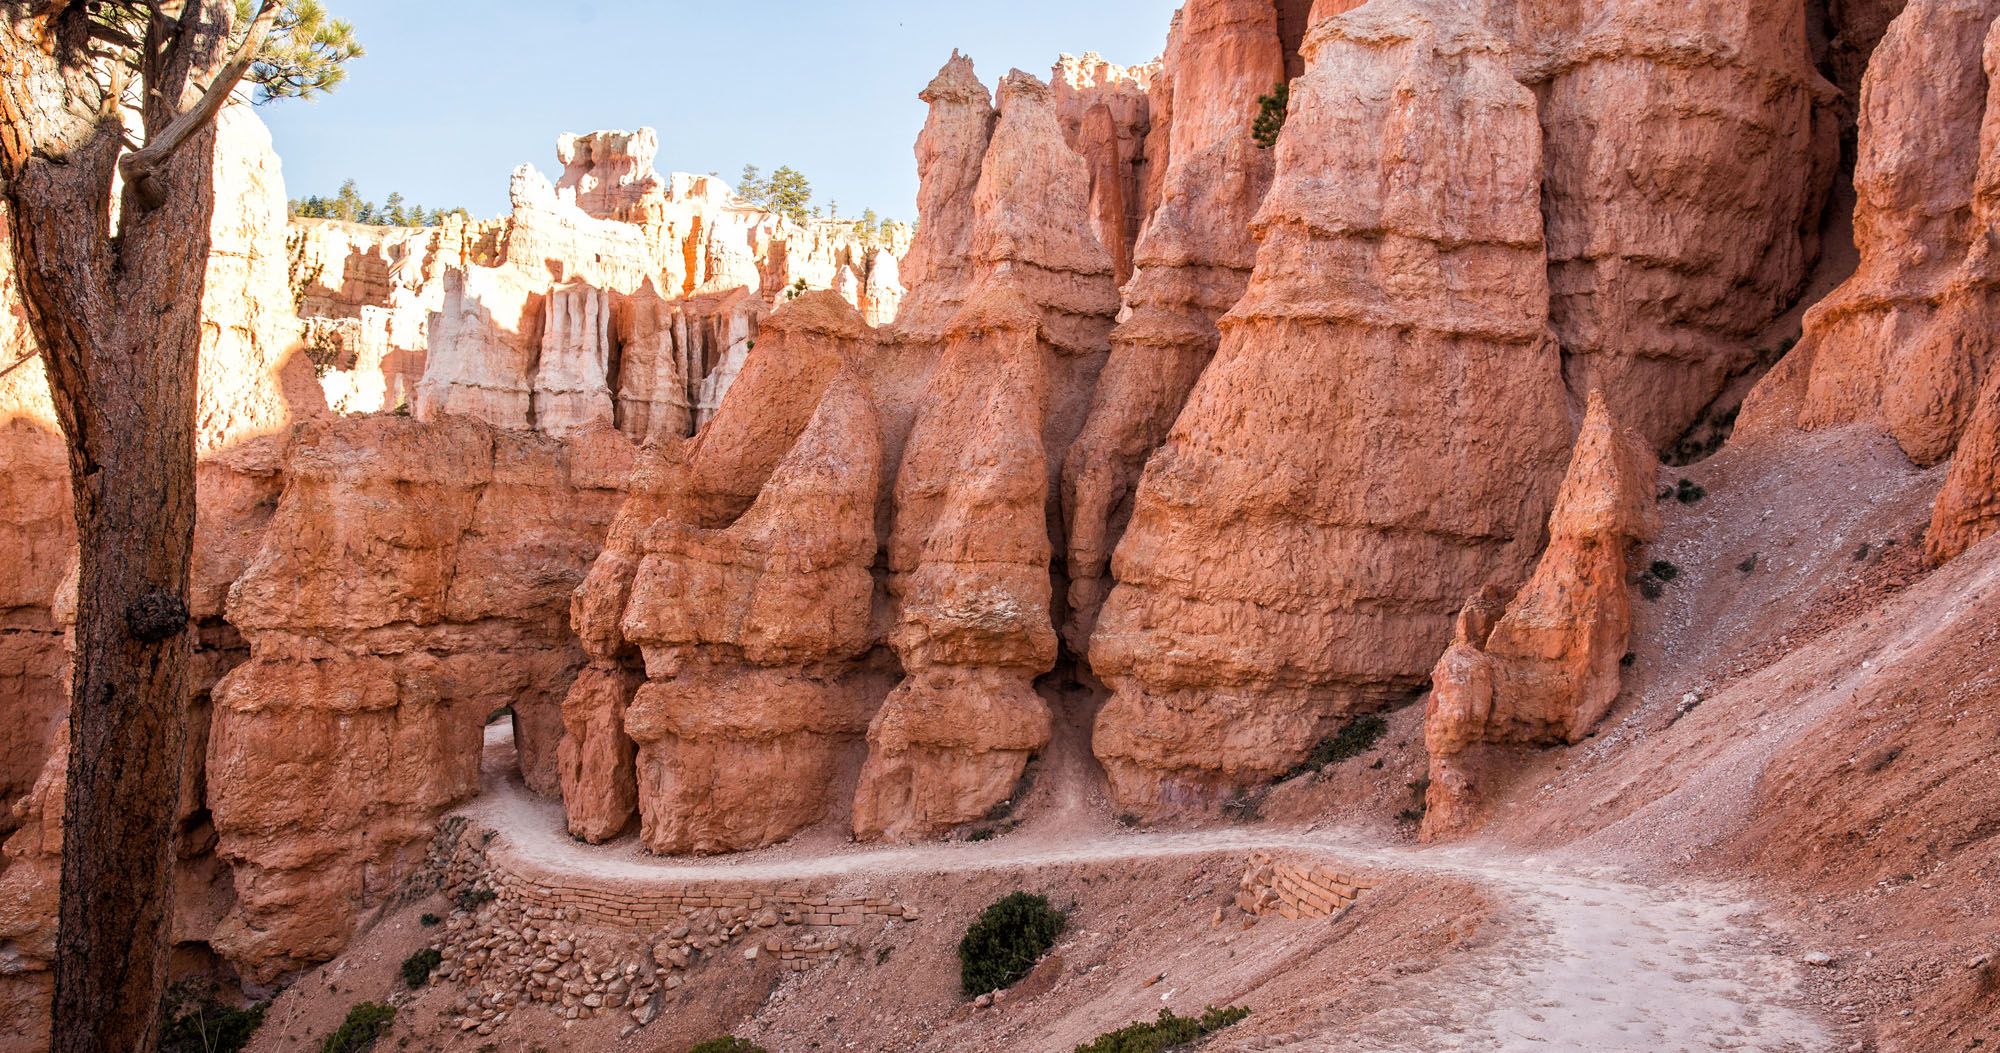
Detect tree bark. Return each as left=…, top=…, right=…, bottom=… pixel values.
left=0, top=4, right=234, bottom=1049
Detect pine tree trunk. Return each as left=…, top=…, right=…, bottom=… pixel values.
left=48, top=302, right=203, bottom=1053
left=0, top=5, right=234, bottom=1049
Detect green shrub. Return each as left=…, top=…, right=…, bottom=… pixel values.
left=1674, top=478, right=1707, bottom=504
left=1074, top=1006, right=1251, bottom=1053
left=455, top=885, right=496, bottom=911
left=1398, top=776, right=1431, bottom=824
left=419, top=912, right=440, bottom=927
left=400, top=947, right=442, bottom=988
left=1251, top=82, right=1290, bottom=148
left=320, top=1002, right=394, bottom=1053
left=159, top=981, right=266, bottom=1053
left=689, top=1039, right=767, bottom=1053
left=1638, top=558, right=1682, bottom=601
left=958, top=892, right=1068, bottom=997
left=1282, top=714, right=1389, bottom=780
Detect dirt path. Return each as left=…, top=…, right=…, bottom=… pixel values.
left=457, top=727, right=1834, bottom=1052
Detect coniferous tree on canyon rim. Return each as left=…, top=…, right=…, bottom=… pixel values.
left=0, top=2, right=356, bottom=1050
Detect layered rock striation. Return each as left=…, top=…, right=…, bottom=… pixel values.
left=207, top=415, right=629, bottom=976
left=1062, top=0, right=1288, bottom=648
left=1507, top=0, right=1841, bottom=448
left=1089, top=4, right=1575, bottom=816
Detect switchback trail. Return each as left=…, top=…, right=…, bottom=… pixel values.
left=457, top=727, right=1834, bottom=1052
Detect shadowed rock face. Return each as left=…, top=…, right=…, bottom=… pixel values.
left=1741, top=0, right=2000, bottom=562
left=1421, top=395, right=1661, bottom=840
left=1053, top=52, right=1158, bottom=287
left=1509, top=0, right=1840, bottom=450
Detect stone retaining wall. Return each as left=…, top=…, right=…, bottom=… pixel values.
left=1235, top=851, right=1378, bottom=919
left=486, top=866, right=920, bottom=930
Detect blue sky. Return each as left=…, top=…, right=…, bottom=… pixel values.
left=263, top=1, right=1182, bottom=221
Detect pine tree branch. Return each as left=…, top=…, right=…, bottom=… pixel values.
left=117, top=0, right=277, bottom=209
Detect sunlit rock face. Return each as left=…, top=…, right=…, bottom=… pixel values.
left=558, top=60, right=1127, bottom=851
left=1079, top=0, right=1848, bottom=816
left=1061, top=0, right=1288, bottom=650
left=1088, top=4, right=1575, bottom=817
left=293, top=128, right=905, bottom=446
left=6, top=0, right=1982, bottom=1021
left=206, top=413, right=630, bottom=977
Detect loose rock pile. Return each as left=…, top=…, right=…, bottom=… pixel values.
left=423, top=819, right=920, bottom=1035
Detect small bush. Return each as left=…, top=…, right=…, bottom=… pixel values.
left=959, top=892, right=1068, bottom=997
left=1074, top=1006, right=1251, bottom=1053
left=1251, top=82, right=1290, bottom=149
left=1221, top=787, right=1264, bottom=824
left=1282, top=714, right=1389, bottom=780
left=689, top=1039, right=766, bottom=1053
left=320, top=1002, right=394, bottom=1053
left=419, top=912, right=440, bottom=927
left=1397, top=777, right=1431, bottom=824
left=455, top=885, right=497, bottom=911
left=1637, top=558, right=1682, bottom=601
left=1674, top=478, right=1707, bottom=504
left=400, top=947, right=442, bottom=988
left=160, top=981, right=266, bottom=1053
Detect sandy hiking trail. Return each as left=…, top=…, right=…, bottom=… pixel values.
left=454, top=725, right=1834, bottom=1052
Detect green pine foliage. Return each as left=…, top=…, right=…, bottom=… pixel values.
left=1074, top=1006, right=1252, bottom=1053
left=159, top=981, right=267, bottom=1053
left=958, top=892, right=1068, bottom=997
left=399, top=947, right=442, bottom=988
left=291, top=180, right=467, bottom=227
left=320, top=1002, right=394, bottom=1053
left=1252, top=81, right=1290, bottom=148
left=237, top=0, right=365, bottom=103
left=1282, top=714, right=1390, bottom=780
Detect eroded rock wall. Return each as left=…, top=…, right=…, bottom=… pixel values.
left=614, top=297, right=884, bottom=855
left=1088, top=4, right=1575, bottom=816
left=1508, top=0, right=1840, bottom=449
left=0, top=203, right=69, bottom=840
left=1062, top=0, right=1287, bottom=648
left=1053, top=52, right=1157, bottom=286
left=207, top=415, right=629, bottom=976
left=1744, top=0, right=2000, bottom=564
